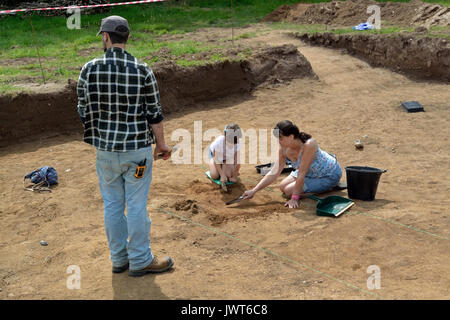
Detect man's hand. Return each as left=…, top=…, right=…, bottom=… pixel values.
left=153, top=144, right=171, bottom=160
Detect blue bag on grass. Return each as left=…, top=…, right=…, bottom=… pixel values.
left=352, top=23, right=374, bottom=31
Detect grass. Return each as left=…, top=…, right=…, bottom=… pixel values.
left=0, top=0, right=302, bottom=91
left=0, top=83, right=31, bottom=95
left=269, top=22, right=450, bottom=40
left=176, top=52, right=228, bottom=67
left=0, top=0, right=449, bottom=94
left=235, top=31, right=258, bottom=39
left=268, top=22, right=328, bottom=33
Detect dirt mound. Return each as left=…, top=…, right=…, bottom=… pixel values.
left=149, top=44, right=317, bottom=114
left=249, top=44, right=317, bottom=84
left=0, top=45, right=317, bottom=146
left=264, top=0, right=449, bottom=27
left=172, top=178, right=290, bottom=227
left=0, top=0, right=110, bottom=16
left=411, top=2, right=450, bottom=28
left=173, top=199, right=199, bottom=214
left=297, top=32, right=450, bottom=82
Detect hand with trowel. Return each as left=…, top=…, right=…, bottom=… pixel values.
left=240, top=120, right=343, bottom=209
left=207, top=124, right=243, bottom=192
left=154, top=145, right=178, bottom=161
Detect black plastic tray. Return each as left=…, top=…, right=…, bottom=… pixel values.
left=255, top=162, right=296, bottom=175
left=401, top=101, right=424, bottom=113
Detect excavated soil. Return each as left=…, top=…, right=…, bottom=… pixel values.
left=263, top=0, right=450, bottom=83
left=297, top=32, right=450, bottom=82
left=0, top=44, right=316, bottom=147
left=264, top=0, right=450, bottom=28
left=0, top=26, right=449, bottom=300
left=0, top=1, right=111, bottom=16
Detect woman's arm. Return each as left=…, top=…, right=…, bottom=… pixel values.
left=292, top=139, right=318, bottom=196
left=284, top=139, right=317, bottom=208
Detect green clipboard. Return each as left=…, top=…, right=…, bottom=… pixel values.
left=205, top=171, right=235, bottom=186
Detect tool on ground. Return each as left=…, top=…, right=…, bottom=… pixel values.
left=226, top=195, right=244, bottom=205
left=307, top=194, right=354, bottom=217
left=134, top=158, right=147, bottom=179
left=221, top=181, right=228, bottom=192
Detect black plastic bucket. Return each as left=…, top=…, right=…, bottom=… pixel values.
left=345, top=166, right=387, bottom=201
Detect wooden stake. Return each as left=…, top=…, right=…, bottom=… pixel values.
left=231, top=0, right=234, bottom=46
left=28, top=15, right=46, bottom=84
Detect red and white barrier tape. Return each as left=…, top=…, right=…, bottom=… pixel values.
left=0, top=0, right=166, bottom=15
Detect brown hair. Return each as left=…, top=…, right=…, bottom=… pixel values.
left=107, top=26, right=129, bottom=44
left=224, top=124, right=242, bottom=144
left=273, top=120, right=311, bottom=143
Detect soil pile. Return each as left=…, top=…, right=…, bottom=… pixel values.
left=153, top=44, right=317, bottom=114
left=0, top=44, right=317, bottom=146
left=0, top=0, right=110, bottom=16
left=297, top=32, right=450, bottom=82
left=264, top=0, right=449, bottom=28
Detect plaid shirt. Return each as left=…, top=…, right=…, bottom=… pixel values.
left=77, top=47, right=164, bottom=152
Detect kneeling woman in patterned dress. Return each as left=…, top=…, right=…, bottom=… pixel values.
left=242, top=120, right=342, bottom=209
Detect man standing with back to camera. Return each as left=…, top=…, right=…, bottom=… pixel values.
left=77, top=15, right=174, bottom=277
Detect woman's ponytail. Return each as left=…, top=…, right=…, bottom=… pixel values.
left=274, top=120, right=312, bottom=143
left=299, top=131, right=312, bottom=143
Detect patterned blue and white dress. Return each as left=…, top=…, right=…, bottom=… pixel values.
left=284, top=146, right=342, bottom=193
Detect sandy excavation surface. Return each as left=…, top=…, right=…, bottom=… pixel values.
left=0, top=27, right=449, bottom=300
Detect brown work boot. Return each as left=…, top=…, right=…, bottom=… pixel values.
left=129, top=256, right=174, bottom=277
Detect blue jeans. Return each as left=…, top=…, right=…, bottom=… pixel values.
left=96, top=146, right=154, bottom=270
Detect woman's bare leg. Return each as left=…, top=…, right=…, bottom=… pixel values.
left=280, top=176, right=308, bottom=198
left=222, top=163, right=234, bottom=181
left=229, top=164, right=240, bottom=182
left=209, top=158, right=221, bottom=180
left=279, top=175, right=296, bottom=194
